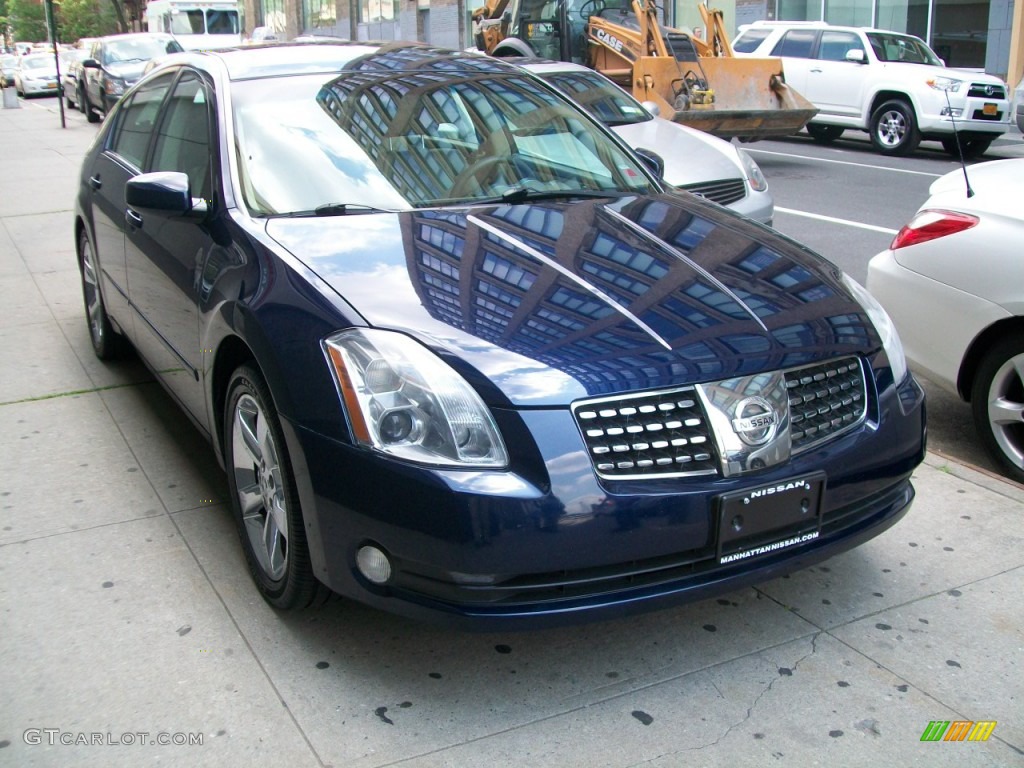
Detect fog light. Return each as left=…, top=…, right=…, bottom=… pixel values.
left=356, top=545, right=392, bottom=584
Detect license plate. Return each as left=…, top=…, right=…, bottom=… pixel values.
left=983, top=103, right=997, bottom=115
left=716, top=473, right=824, bottom=565
left=46, top=83, right=57, bottom=89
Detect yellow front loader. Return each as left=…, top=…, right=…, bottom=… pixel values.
left=474, top=0, right=817, bottom=140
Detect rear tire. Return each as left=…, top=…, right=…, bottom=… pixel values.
left=78, top=230, right=127, bottom=360
left=941, top=136, right=992, bottom=159
left=806, top=124, right=844, bottom=143
left=224, top=364, right=328, bottom=609
left=970, top=337, right=1024, bottom=484
left=870, top=99, right=920, bottom=156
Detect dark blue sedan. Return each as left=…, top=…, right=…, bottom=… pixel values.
left=74, top=42, right=925, bottom=629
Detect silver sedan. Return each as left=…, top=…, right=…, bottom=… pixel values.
left=868, top=158, right=1024, bottom=484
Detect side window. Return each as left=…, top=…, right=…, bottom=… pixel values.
left=771, top=30, right=818, bottom=59
left=108, top=74, right=174, bottom=169
left=818, top=31, right=863, bottom=62
left=151, top=72, right=213, bottom=200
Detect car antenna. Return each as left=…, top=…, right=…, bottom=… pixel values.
left=933, top=79, right=974, bottom=198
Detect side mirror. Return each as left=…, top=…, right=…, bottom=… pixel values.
left=634, top=148, right=665, bottom=180
left=126, top=172, right=206, bottom=217
left=82, top=58, right=100, bottom=69
left=845, top=49, right=866, bottom=64
left=641, top=100, right=661, bottom=117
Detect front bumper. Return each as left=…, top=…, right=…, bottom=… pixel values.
left=916, top=90, right=1010, bottom=138
left=21, top=79, right=59, bottom=96
left=284, top=352, right=926, bottom=629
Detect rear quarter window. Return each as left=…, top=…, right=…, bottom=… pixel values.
left=733, top=28, right=772, bottom=53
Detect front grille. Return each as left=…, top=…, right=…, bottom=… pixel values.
left=572, top=387, right=717, bottom=479
left=680, top=178, right=747, bottom=207
left=786, top=357, right=866, bottom=452
left=968, top=83, right=1006, bottom=99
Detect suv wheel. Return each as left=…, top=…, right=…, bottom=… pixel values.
left=870, top=99, right=920, bottom=156
left=941, top=136, right=992, bottom=159
left=807, top=124, right=844, bottom=143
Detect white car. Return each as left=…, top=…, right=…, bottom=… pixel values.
left=867, top=159, right=1024, bottom=483
left=734, top=22, right=1011, bottom=157
left=523, top=61, right=774, bottom=225
left=13, top=53, right=60, bottom=97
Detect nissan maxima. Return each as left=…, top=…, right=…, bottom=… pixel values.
left=74, top=42, right=925, bottom=628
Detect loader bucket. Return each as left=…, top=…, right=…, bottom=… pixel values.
left=631, top=56, right=818, bottom=140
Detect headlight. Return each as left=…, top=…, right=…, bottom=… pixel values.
left=927, top=76, right=963, bottom=93
left=841, top=274, right=908, bottom=385
left=737, top=148, right=768, bottom=192
left=324, top=328, right=508, bottom=468
left=104, top=77, right=126, bottom=96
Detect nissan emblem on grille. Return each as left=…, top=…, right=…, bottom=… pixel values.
left=731, top=397, right=778, bottom=446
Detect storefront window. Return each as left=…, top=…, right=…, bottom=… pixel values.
left=931, top=0, right=987, bottom=67
left=360, top=0, right=400, bottom=23
left=303, top=0, right=338, bottom=29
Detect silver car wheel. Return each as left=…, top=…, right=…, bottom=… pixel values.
left=81, top=238, right=105, bottom=348
left=986, top=352, right=1024, bottom=471
left=232, top=393, right=289, bottom=581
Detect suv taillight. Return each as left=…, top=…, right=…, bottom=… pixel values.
left=891, top=209, right=979, bottom=250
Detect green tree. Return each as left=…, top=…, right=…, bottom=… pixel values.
left=8, top=0, right=47, bottom=42
left=58, top=0, right=120, bottom=41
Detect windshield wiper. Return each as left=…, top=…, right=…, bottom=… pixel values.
left=266, top=203, right=395, bottom=218
left=490, top=187, right=624, bottom=205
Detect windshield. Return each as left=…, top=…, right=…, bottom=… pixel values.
left=104, top=37, right=182, bottom=64
left=232, top=63, right=657, bottom=215
left=23, top=56, right=54, bottom=71
left=170, top=8, right=240, bottom=35
left=866, top=32, right=943, bottom=65
left=538, top=70, right=651, bottom=127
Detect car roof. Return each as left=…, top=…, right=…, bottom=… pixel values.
left=742, top=21, right=922, bottom=36
left=97, top=32, right=178, bottom=43
left=149, top=42, right=527, bottom=82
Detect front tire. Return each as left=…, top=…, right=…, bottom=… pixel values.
left=224, top=365, right=326, bottom=609
left=806, top=124, right=844, bottom=143
left=78, top=230, right=127, bottom=360
left=83, top=89, right=100, bottom=123
left=970, top=337, right=1024, bottom=484
left=870, top=99, right=920, bottom=156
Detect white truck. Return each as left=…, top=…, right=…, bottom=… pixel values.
left=145, top=0, right=242, bottom=50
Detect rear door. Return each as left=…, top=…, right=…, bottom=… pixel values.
left=769, top=28, right=820, bottom=99
left=84, top=72, right=176, bottom=334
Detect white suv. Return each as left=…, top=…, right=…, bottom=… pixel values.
left=734, top=22, right=1011, bottom=157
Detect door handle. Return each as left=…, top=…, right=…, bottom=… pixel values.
left=125, top=209, right=143, bottom=230
left=810, top=67, right=823, bottom=73
left=89, top=175, right=102, bottom=190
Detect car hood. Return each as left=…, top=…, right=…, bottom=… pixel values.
left=104, top=61, right=148, bottom=81
left=265, top=193, right=879, bottom=406
left=611, top=119, right=742, bottom=189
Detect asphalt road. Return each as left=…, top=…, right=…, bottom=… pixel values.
left=744, top=129, right=1024, bottom=481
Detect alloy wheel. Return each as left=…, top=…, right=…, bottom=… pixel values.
left=232, top=393, right=289, bottom=581
left=986, top=352, right=1024, bottom=473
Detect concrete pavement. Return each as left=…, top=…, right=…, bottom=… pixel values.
left=1, top=97, right=1022, bottom=768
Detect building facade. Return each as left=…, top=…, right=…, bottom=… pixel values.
left=240, top=0, right=1022, bottom=85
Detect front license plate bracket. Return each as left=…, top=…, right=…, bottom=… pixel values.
left=716, top=472, right=825, bottom=565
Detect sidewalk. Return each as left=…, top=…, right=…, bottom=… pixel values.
left=1, top=100, right=1022, bottom=768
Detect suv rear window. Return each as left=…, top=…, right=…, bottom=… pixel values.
left=733, top=28, right=772, bottom=53
left=771, top=30, right=818, bottom=58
